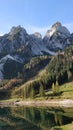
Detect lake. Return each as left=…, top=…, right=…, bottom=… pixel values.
left=0, top=106, right=73, bottom=130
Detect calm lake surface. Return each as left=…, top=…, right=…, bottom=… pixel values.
left=0, top=106, right=73, bottom=130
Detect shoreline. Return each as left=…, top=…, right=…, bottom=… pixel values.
left=0, top=99, right=73, bottom=107
left=15, top=99, right=73, bottom=107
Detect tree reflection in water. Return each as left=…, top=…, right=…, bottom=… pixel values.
left=0, top=106, right=73, bottom=130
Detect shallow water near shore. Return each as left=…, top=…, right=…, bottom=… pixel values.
left=0, top=106, right=73, bottom=130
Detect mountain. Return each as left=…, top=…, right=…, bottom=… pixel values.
left=0, top=26, right=48, bottom=63
left=0, top=22, right=73, bottom=80
left=0, top=25, right=28, bottom=53
left=43, top=22, right=73, bottom=52
left=0, top=22, right=73, bottom=100
left=12, top=45, right=73, bottom=99
left=0, top=22, right=73, bottom=60
left=0, top=54, right=23, bottom=79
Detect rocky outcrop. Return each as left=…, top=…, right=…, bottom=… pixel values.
left=0, top=55, right=23, bottom=79
left=0, top=22, right=73, bottom=79
left=43, top=22, right=73, bottom=52
left=0, top=22, right=73, bottom=60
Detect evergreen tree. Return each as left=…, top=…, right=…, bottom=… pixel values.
left=52, top=82, right=55, bottom=94
left=24, top=87, right=28, bottom=99
left=39, top=82, right=45, bottom=97
left=52, top=81, right=59, bottom=94
left=67, top=70, right=72, bottom=80
left=55, top=80, right=59, bottom=93
left=30, top=86, right=35, bottom=98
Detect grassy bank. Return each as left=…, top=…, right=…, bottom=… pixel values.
left=54, top=122, right=73, bottom=130
left=0, top=81, right=73, bottom=103
left=34, top=81, right=73, bottom=100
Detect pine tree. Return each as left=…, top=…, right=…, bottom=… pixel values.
left=52, top=82, right=55, bottom=94
left=67, top=70, right=72, bottom=80
left=17, top=72, right=22, bottom=79
left=24, top=87, right=28, bottom=99
left=30, top=86, right=35, bottom=99
left=52, top=81, right=59, bottom=95
left=39, top=82, right=45, bottom=97
left=55, top=80, right=59, bottom=93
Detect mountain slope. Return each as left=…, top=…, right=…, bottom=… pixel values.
left=0, top=54, right=23, bottom=79
left=43, top=22, right=73, bottom=52
left=0, top=22, right=73, bottom=62
left=11, top=45, right=73, bottom=99
left=0, top=22, right=73, bottom=100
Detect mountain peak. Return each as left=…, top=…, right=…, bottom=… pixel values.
left=9, top=25, right=27, bottom=35
left=32, top=32, right=42, bottom=39
left=52, top=22, right=62, bottom=28
left=46, top=22, right=70, bottom=37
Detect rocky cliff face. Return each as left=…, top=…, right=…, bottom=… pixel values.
left=0, top=22, right=73, bottom=79
left=0, top=22, right=73, bottom=59
left=43, top=22, right=73, bottom=52
left=0, top=26, right=29, bottom=54
left=0, top=55, right=23, bottom=79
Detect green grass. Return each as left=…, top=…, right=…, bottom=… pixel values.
left=0, top=98, right=22, bottom=103
left=59, top=81, right=73, bottom=99
left=54, top=122, right=73, bottom=130
left=35, top=81, right=73, bottom=100
left=6, top=80, right=73, bottom=101
left=61, top=123, right=73, bottom=130
left=60, top=82, right=73, bottom=91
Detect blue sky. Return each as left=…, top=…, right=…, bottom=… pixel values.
left=0, top=0, right=73, bottom=36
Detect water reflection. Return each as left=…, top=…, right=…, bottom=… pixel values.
left=0, top=106, right=73, bottom=130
